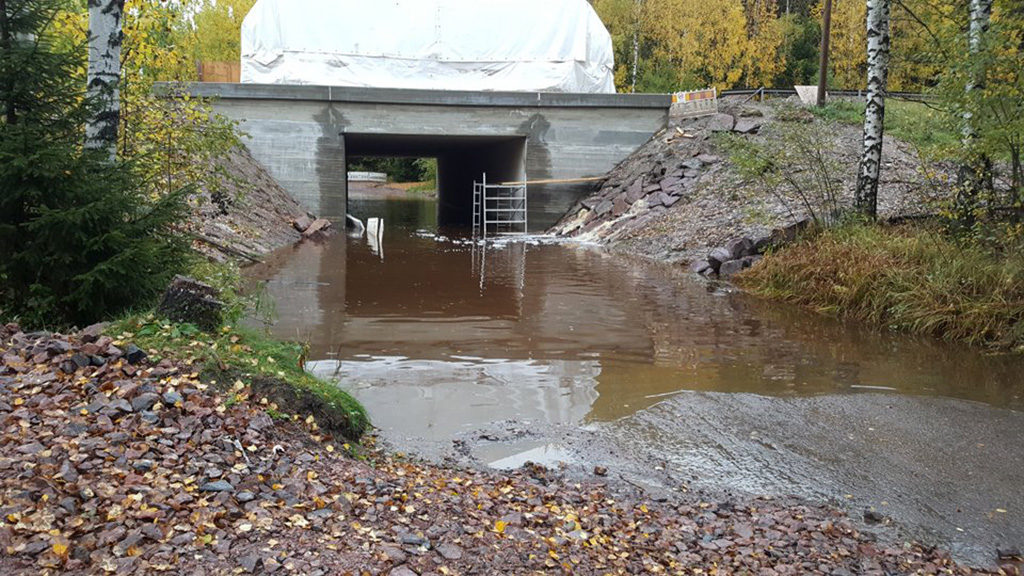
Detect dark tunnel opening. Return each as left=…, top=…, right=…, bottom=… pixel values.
left=343, top=133, right=527, bottom=229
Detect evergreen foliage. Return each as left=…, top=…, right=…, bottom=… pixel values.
left=0, top=0, right=190, bottom=329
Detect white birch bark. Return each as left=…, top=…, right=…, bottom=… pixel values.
left=954, top=0, right=993, bottom=212
left=85, top=0, right=124, bottom=160
left=0, top=0, right=13, bottom=125
left=854, top=0, right=892, bottom=219
left=630, top=0, right=642, bottom=93
left=962, top=0, right=992, bottom=143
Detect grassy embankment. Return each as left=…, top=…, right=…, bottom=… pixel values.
left=107, top=263, right=370, bottom=440
left=810, top=99, right=959, bottom=156
left=735, top=101, right=1022, bottom=352
left=738, top=223, right=1024, bottom=352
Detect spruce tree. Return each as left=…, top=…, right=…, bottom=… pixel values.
left=0, top=0, right=189, bottom=329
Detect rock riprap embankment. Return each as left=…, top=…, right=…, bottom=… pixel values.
left=550, top=109, right=763, bottom=243
left=0, top=325, right=1006, bottom=574
left=550, top=100, right=940, bottom=267
left=691, top=219, right=811, bottom=279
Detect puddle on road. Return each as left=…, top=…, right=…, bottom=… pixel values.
left=484, top=443, right=577, bottom=471
left=245, top=198, right=1024, bottom=447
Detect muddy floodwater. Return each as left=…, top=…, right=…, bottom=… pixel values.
left=246, top=198, right=1024, bottom=566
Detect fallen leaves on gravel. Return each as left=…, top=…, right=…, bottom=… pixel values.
left=0, top=324, right=1008, bottom=575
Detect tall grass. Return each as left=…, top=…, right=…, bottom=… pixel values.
left=738, top=224, right=1024, bottom=351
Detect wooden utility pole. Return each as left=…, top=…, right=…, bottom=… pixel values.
left=816, top=0, right=833, bottom=106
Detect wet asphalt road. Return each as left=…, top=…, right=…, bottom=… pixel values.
left=596, top=391, right=1024, bottom=567
left=428, top=391, right=1023, bottom=568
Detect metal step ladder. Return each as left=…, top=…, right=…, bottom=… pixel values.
left=472, top=180, right=482, bottom=237
left=472, top=173, right=527, bottom=239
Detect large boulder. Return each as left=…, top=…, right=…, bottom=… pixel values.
left=689, top=259, right=713, bottom=276
left=625, top=180, right=645, bottom=204
left=753, top=235, right=775, bottom=254
left=720, top=255, right=763, bottom=279
left=78, top=322, right=109, bottom=343
left=708, top=113, right=736, bottom=132
left=770, top=218, right=813, bottom=245
left=612, top=197, right=630, bottom=217
left=594, top=199, right=614, bottom=217
left=733, top=118, right=763, bottom=134
left=725, top=237, right=756, bottom=260
left=156, top=276, right=224, bottom=332
left=718, top=259, right=747, bottom=278
left=302, top=218, right=334, bottom=239
left=292, top=215, right=314, bottom=233
left=707, top=247, right=733, bottom=271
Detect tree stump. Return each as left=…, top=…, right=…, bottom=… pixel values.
left=157, top=276, right=224, bottom=332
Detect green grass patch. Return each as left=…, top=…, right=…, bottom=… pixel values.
left=810, top=100, right=959, bottom=157
left=107, top=315, right=370, bottom=440
left=408, top=180, right=437, bottom=194
left=737, top=223, right=1024, bottom=352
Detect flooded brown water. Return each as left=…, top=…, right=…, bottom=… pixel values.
left=246, top=198, right=1024, bottom=440
left=245, top=198, right=1024, bottom=565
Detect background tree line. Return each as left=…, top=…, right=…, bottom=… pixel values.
left=590, top=0, right=992, bottom=93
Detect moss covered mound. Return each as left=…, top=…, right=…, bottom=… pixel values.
left=109, top=316, right=369, bottom=440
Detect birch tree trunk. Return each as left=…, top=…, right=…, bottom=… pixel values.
left=854, top=0, right=892, bottom=219
left=962, top=0, right=991, bottom=143
left=630, top=0, right=642, bottom=93
left=85, top=0, right=124, bottom=160
left=0, top=0, right=15, bottom=125
left=955, top=0, right=992, bottom=215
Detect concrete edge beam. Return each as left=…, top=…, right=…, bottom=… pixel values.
left=154, top=82, right=672, bottom=110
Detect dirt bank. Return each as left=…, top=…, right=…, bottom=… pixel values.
left=350, top=181, right=437, bottom=200
left=550, top=100, right=942, bottom=264
left=1, top=325, right=1010, bottom=574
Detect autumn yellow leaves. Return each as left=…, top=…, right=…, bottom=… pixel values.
left=592, top=0, right=952, bottom=93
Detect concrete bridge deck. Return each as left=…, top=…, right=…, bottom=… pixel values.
left=171, top=83, right=671, bottom=231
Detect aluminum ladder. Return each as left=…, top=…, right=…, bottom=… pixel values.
left=472, top=173, right=527, bottom=239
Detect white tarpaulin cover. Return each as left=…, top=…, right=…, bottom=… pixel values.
left=240, top=0, right=616, bottom=93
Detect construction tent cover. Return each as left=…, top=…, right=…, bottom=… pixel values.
left=240, top=0, right=616, bottom=93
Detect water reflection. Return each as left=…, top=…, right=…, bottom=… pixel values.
left=245, top=198, right=1024, bottom=440
left=308, top=357, right=599, bottom=441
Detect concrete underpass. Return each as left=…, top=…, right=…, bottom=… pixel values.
left=171, top=84, right=670, bottom=231
left=345, top=134, right=526, bottom=228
